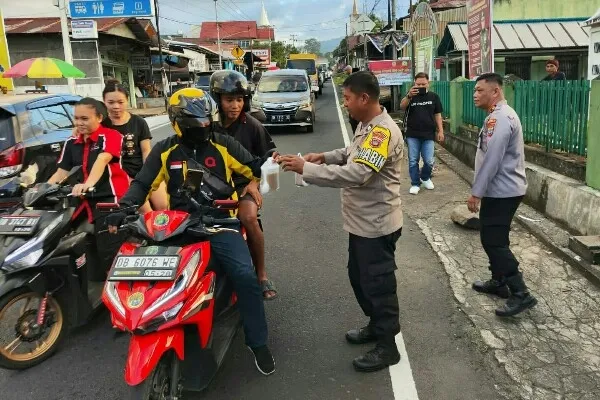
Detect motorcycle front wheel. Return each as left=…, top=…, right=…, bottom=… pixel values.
left=130, top=351, right=182, bottom=400
left=0, top=288, right=67, bottom=369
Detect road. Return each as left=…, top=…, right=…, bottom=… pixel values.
left=0, top=82, right=507, bottom=400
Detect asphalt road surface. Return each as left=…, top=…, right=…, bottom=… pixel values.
left=0, top=82, right=507, bottom=400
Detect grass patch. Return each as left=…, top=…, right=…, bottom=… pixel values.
left=333, top=73, right=347, bottom=86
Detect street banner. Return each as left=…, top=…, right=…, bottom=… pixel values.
left=367, top=31, right=410, bottom=54
left=368, top=60, right=412, bottom=86
left=0, top=9, right=14, bottom=91
left=416, top=36, right=434, bottom=78
left=467, top=0, right=494, bottom=78
left=251, top=49, right=270, bottom=65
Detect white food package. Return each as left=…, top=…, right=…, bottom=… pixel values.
left=295, top=153, right=309, bottom=187
left=259, top=157, right=280, bottom=195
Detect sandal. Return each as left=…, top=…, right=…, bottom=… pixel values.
left=260, top=279, right=278, bottom=301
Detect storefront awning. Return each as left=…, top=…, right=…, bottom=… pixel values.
left=438, top=19, right=590, bottom=56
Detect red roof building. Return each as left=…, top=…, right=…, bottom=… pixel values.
left=199, top=21, right=275, bottom=46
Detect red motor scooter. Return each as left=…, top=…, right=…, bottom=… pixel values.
left=102, top=169, right=247, bottom=399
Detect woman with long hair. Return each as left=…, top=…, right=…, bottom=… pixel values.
left=101, top=80, right=168, bottom=212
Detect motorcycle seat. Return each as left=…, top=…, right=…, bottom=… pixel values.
left=75, top=220, right=95, bottom=235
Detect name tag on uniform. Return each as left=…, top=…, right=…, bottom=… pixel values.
left=170, top=161, right=183, bottom=170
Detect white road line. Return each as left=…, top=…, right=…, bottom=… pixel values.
left=333, top=81, right=420, bottom=400
left=390, top=333, right=420, bottom=400
left=332, top=82, right=351, bottom=146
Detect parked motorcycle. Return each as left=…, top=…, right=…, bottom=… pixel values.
left=102, top=168, right=248, bottom=399
left=0, top=166, right=116, bottom=369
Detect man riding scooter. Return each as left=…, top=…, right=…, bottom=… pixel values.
left=210, top=70, right=278, bottom=300
left=105, top=88, right=275, bottom=375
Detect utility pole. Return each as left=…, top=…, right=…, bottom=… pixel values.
left=153, top=0, right=167, bottom=111
left=57, top=0, right=76, bottom=94
left=409, top=0, right=416, bottom=78
left=363, top=0, right=367, bottom=70
left=345, top=23, right=349, bottom=66
left=214, top=0, right=223, bottom=68
left=391, top=0, right=398, bottom=110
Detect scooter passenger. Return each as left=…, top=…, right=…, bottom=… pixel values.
left=47, top=97, right=130, bottom=281
left=210, top=70, right=278, bottom=300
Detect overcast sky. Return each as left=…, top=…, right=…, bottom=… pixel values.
left=1, top=0, right=412, bottom=42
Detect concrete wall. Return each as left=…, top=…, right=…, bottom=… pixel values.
left=494, top=0, right=598, bottom=20
left=440, top=122, right=598, bottom=236
left=587, top=80, right=600, bottom=190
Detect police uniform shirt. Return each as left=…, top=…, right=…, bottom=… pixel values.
left=103, top=115, right=153, bottom=179
left=473, top=100, right=528, bottom=199
left=302, top=108, right=404, bottom=238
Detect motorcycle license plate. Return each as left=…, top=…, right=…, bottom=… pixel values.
left=0, top=215, right=41, bottom=235
left=107, top=255, right=180, bottom=281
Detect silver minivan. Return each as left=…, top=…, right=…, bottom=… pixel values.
left=250, top=69, right=316, bottom=133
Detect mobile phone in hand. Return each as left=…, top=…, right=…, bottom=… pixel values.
left=418, top=87, right=427, bottom=96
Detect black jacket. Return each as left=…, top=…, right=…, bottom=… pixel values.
left=119, top=131, right=264, bottom=217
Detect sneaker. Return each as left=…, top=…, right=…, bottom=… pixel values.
left=248, top=345, right=275, bottom=376
left=421, top=179, right=434, bottom=190
left=409, top=186, right=420, bottom=195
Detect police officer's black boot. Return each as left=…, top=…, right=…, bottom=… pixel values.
left=472, top=278, right=510, bottom=299
left=345, top=326, right=377, bottom=345
left=352, top=338, right=400, bottom=372
left=495, top=272, right=537, bottom=317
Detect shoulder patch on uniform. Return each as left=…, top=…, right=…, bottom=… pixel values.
left=353, top=125, right=391, bottom=172
left=486, top=118, right=497, bottom=137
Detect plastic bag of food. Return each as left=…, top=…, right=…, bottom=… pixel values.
left=259, top=157, right=280, bottom=195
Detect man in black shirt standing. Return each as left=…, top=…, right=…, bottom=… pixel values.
left=400, top=72, right=444, bottom=195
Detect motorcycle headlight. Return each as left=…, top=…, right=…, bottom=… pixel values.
left=4, top=214, right=63, bottom=268
left=140, top=302, right=184, bottom=332
left=104, top=281, right=126, bottom=317
left=141, top=250, right=201, bottom=320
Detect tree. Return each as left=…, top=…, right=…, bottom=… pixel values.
left=270, top=41, right=301, bottom=67
left=304, top=38, right=321, bottom=55
left=369, top=13, right=384, bottom=32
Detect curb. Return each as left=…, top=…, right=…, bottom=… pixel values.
left=434, top=144, right=600, bottom=288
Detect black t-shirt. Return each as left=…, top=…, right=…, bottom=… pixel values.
left=217, top=112, right=276, bottom=186
left=404, top=91, right=443, bottom=140
left=542, top=72, right=566, bottom=81
left=103, top=114, right=152, bottom=178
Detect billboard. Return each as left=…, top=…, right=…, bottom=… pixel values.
left=467, top=0, right=494, bottom=78
left=251, top=49, right=270, bottom=66
left=416, top=36, right=434, bottom=78
left=0, top=9, right=13, bottom=91
left=368, top=60, right=412, bottom=86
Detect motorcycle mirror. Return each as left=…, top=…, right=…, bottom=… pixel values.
left=183, top=168, right=204, bottom=195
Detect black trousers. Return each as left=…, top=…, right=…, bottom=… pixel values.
left=479, top=196, right=524, bottom=280
left=348, top=229, right=402, bottom=343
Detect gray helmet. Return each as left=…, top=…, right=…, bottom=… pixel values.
left=209, top=70, right=250, bottom=98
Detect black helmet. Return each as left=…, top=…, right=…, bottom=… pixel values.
left=168, top=88, right=218, bottom=147
left=209, top=70, right=250, bottom=114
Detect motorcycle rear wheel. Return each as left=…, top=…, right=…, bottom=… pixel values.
left=130, top=351, right=182, bottom=400
left=0, top=288, right=67, bottom=370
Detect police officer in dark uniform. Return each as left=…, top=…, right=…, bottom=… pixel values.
left=469, top=73, right=537, bottom=317
left=209, top=70, right=279, bottom=300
